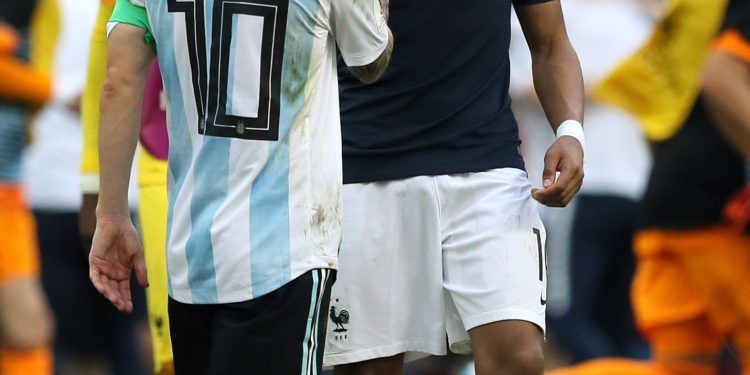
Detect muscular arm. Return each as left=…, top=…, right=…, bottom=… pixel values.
left=89, top=23, right=153, bottom=312
left=701, top=50, right=750, bottom=158
left=516, top=0, right=585, bottom=207
left=97, top=23, right=154, bottom=217
left=516, top=0, right=584, bottom=129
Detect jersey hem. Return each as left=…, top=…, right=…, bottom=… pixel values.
left=168, top=257, right=338, bottom=305
left=323, top=341, right=445, bottom=368
left=462, top=308, right=546, bottom=334
left=448, top=309, right=546, bottom=355
left=343, top=158, right=525, bottom=184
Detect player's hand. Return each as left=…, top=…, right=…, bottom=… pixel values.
left=89, top=213, right=149, bottom=313
left=79, top=193, right=98, bottom=254
left=532, top=136, right=584, bottom=207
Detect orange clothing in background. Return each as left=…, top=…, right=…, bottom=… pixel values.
left=0, top=348, right=52, bottom=375
left=548, top=227, right=750, bottom=375
left=632, top=227, right=750, bottom=340
left=0, top=24, right=51, bottom=105
left=716, top=29, right=750, bottom=63
left=0, top=184, right=40, bottom=286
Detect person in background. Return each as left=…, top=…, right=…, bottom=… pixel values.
left=24, top=0, right=150, bottom=374
left=324, top=0, right=584, bottom=374
left=78, top=0, right=173, bottom=372
left=550, top=1, right=750, bottom=374
left=0, top=0, right=54, bottom=373
left=509, top=0, right=653, bottom=364
left=90, top=0, right=392, bottom=373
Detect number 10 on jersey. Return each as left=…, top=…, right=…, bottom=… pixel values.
left=168, top=0, right=288, bottom=141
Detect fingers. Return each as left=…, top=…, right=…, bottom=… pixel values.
left=532, top=137, right=584, bottom=207
left=533, top=175, right=582, bottom=206
left=89, top=267, right=108, bottom=299
left=541, top=151, right=560, bottom=188
left=118, top=279, right=133, bottom=313
left=532, top=165, right=584, bottom=207
left=90, top=267, right=127, bottom=312
left=134, top=255, right=149, bottom=289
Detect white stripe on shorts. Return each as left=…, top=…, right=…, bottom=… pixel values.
left=302, top=269, right=330, bottom=375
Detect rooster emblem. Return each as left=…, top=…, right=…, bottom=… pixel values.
left=330, top=306, right=350, bottom=332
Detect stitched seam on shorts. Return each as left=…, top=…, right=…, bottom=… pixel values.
left=324, top=341, right=445, bottom=365
left=462, top=308, right=546, bottom=332
left=431, top=176, right=443, bottom=229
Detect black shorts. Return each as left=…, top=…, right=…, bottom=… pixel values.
left=169, top=268, right=335, bottom=375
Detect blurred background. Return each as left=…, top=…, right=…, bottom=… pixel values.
left=1, top=0, right=747, bottom=374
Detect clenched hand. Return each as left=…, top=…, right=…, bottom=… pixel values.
left=531, top=136, right=584, bottom=207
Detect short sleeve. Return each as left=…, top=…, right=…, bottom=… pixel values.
left=716, top=1, right=750, bottom=64
left=109, top=0, right=154, bottom=46
left=329, top=0, right=389, bottom=67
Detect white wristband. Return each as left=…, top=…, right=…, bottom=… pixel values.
left=556, top=119, right=585, bottom=149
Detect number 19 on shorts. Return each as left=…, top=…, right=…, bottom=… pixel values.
left=169, top=0, right=288, bottom=141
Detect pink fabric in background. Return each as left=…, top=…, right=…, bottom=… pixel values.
left=139, top=61, right=168, bottom=160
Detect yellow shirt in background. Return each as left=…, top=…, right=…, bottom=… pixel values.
left=594, top=0, right=729, bottom=142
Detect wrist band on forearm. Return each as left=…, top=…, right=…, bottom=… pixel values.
left=556, top=119, right=585, bottom=149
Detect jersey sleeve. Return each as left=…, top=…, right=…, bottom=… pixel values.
left=328, top=0, right=389, bottom=67
left=715, top=3, right=750, bottom=64
left=80, top=1, right=115, bottom=192
left=109, top=0, right=154, bottom=46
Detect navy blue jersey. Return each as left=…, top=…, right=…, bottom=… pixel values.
left=340, top=0, right=550, bottom=184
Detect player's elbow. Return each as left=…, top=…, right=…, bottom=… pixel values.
left=528, top=32, right=575, bottom=64
left=349, top=56, right=389, bottom=85
left=349, top=33, right=394, bottom=85
left=354, top=70, right=385, bottom=85
left=102, top=66, right=138, bottom=100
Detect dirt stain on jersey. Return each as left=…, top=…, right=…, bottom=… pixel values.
left=281, top=16, right=308, bottom=103
left=311, top=184, right=343, bottom=248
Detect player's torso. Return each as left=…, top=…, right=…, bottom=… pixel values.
left=143, top=0, right=342, bottom=304
left=383, top=0, right=515, bottom=82
left=339, top=0, right=524, bottom=183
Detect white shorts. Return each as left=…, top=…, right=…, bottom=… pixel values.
left=323, top=168, right=547, bottom=366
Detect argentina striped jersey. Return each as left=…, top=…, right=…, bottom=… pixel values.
left=111, top=0, right=388, bottom=304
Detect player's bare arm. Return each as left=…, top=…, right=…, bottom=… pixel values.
left=516, top=0, right=585, bottom=207
left=346, top=0, right=393, bottom=84
left=701, top=49, right=750, bottom=158
left=89, top=23, right=154, bottom=313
